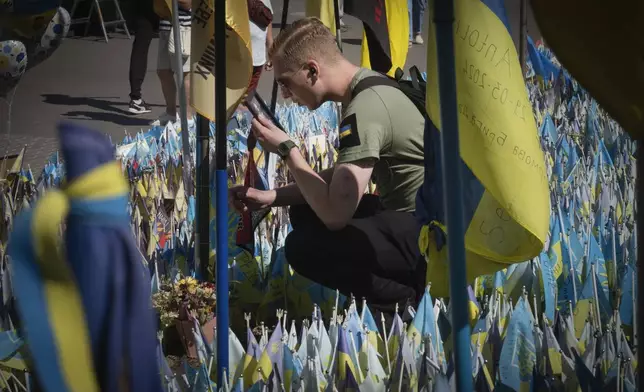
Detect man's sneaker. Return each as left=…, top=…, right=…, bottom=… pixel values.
left=150, top=112, right=177, bottom=127
left=413, top=34, right=424, bottom=45
left=128, top=99, right=152, bottom=114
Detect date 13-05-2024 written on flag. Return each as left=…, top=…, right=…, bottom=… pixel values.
left=419, top=0, right=550, bottom=297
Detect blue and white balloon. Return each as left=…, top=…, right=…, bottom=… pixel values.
left=0, top=40, right=27, bottom=97
left=27, top=6, right=69, bottom=70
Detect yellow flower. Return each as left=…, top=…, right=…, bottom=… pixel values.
left=185, top=277, right=197, bottom=285
left=187, top=285, right=197, bottom=294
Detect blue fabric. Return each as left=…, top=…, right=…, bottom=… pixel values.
left=415, top=120, right=484, bottom=250
left=414, top=0, right=510, bottom=248
left=58, top=123, right=163, bottom=392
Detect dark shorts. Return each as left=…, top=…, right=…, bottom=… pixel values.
left=284, top=195, right=427, bottom=312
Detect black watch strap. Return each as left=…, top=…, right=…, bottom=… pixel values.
left=277, top=140, right=297, bottom=159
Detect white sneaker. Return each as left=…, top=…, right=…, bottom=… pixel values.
left=413, top=34, right=424, bottom=45
left=150, top=112, right=177, bottom=126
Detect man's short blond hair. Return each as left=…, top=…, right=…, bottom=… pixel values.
left=269, top=17, right=341, bottom=72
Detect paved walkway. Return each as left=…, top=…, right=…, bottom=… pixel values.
left=2, top=0, right=540, bottom=173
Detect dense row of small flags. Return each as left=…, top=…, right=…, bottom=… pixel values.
left=0, top=39, right=637, bottom=391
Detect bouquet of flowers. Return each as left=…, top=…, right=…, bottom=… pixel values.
left=152, top=276, right=216, bottom=328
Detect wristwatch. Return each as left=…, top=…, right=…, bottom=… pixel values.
left=277, top=140, right=297, bottom=160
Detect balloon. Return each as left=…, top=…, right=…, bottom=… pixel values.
left=0, top=40, right=27, bottom=97
left=0, top=0, right=14, bottom=13
left=26, top=6, right=69, bottom=69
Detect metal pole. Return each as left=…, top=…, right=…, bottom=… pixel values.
left=214, top=0, right=229, bottom=383
left=333, top=0, right=343, bottom=52
left=637, top=143, right=642, bottom=390
left=433, top=0, right=473, bottom=390
left=196, top=114, right=210, bottom=280
left=270, top=0, right=291, bottom=113
left=518, top=0, right=528, bottom=72
left=171, top=0, right=194, bottom=206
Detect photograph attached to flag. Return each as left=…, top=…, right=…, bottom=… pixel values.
left=190, top=0, right=253, bottom=121
left=420, top=0, right=550, bottom=297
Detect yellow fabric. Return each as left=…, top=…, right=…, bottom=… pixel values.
left=360, top=0, right=409, bottom=76
left=422, top=0, right=549, bottom=297
left=32, top=191, right=99, bottom=392
left=65, top=162, right=128, bottom=199
left=549, top=241, right=563, bottom=280
left=305, top=0, right=336, bottom=36
left=190, top=0, right=252, bottom=121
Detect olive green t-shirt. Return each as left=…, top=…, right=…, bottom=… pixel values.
left=336, top=68, right=425, bottom=212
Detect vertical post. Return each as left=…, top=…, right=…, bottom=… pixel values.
left=171, top=0, right=194, bottom=198
left=637, top=144, right=642, bottom=389
left=333, top=0, right=343, bottom=52
left=518, top=0, right=528, bottom=71
left=432, top=0, right=473, bottom=391
left=214, top=0, right=229, bottom=384
left=196, top=114, right=210, bottom=279
left=270, top=0, right=291, bottom=113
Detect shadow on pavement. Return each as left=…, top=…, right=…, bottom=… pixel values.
left=41, top=94, right=161, bottom=126
left=341, top=38, right=362, bottom=46
left=62, top=110, right=154, bottom=126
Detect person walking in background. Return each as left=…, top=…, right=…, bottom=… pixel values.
left=408, top=0, right=426, bottom=46
left=247, top=0, right=274, bottom=96
left=127, top=0, right=158, bottom=114
left=151, top=0, right=193, bottom=127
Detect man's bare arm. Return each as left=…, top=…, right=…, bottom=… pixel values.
left=272, top=168, right=333, bottom=207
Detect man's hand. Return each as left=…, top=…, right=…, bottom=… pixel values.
left=251, top=115, right=290, bottom=154
left=229, top=185, right=276, bottom=213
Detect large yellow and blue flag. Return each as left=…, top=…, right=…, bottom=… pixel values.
left=417, top=0, right=549, bottom=297
left=190, top=0, right=252, bottom=121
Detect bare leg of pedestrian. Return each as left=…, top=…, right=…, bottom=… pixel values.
left=158, top=69, right=177, bottom=116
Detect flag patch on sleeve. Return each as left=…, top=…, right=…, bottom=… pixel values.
left=338, top=113, right=361, bottom=150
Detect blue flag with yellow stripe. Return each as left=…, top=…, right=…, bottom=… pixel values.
left=8, top=123, right=162, bottom=392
